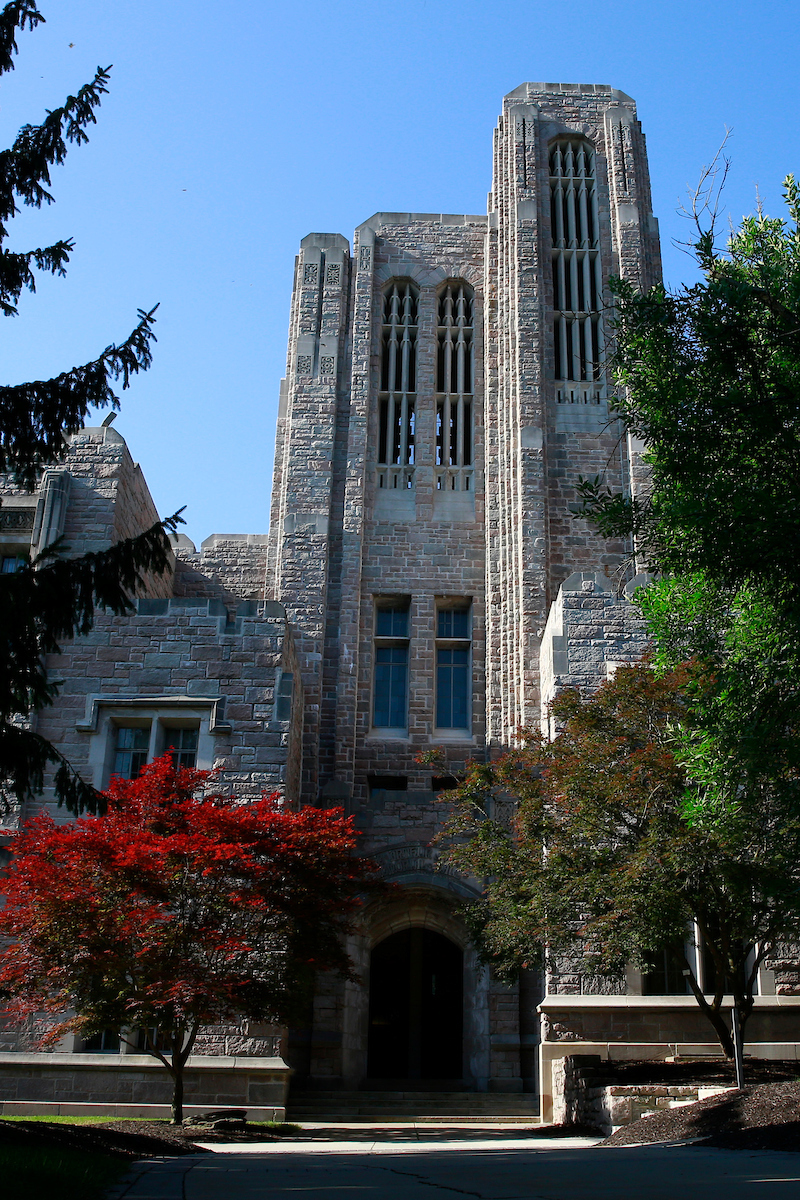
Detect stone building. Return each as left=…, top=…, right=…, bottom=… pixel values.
left=1, top=82, right=799, bottom=1122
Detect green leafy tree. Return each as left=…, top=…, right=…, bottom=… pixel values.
left=577, top=176, right=800, bottom=618
left=0, top=3, right=181, bottom=813
left=440, top=662, right=800, bottom=1059
left=637, top=576, right=800, bottom=829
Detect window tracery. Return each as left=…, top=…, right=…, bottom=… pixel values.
left=549, top=139, right=604, bottom=402
left=378, top=280, right=417, bottom=490
left=435, top=282, right=474, bottom=493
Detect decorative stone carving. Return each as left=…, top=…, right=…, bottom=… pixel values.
left=0, top=509, right=34, bottom=531
left=296, top=355, right=313, bottom=374
left=325, top=263, right=341, bottom=287
left=303, top=263, right=318, bottom=285
left=319, top=356, right=335, bottom=375
left=359, top=245, right=371, bottom=271
left=373, top=842, right=462, bottom=882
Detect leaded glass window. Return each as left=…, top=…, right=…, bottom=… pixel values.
left=373, top=603, right=410, bottom=730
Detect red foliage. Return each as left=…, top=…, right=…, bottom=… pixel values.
left=0, top=756, right=376, bottom=1046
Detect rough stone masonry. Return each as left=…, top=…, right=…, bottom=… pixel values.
left=1, top=83, right=798, bottom=1123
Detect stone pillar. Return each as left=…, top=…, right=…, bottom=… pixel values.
left=266, top=233, right=351, bottom=800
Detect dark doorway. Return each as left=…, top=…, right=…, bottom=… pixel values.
left=367, top=928, right=463, bottom=1080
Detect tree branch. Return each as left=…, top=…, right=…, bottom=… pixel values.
left=0, top=306, right=159, bottom=486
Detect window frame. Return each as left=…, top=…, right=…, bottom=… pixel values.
left=371, top=598, right=411, bottom=736
left=434, top=600, right=472, bottom=736
left=435, top=280, right=475, bottom=494
left=77, top=696, right=227, bottom=788
left=548, top=136, right=605, bottom=400
left=377, top=278, right=418, bottom=493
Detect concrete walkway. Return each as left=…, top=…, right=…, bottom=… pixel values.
left=108, top=1128, right=800, bottom=1199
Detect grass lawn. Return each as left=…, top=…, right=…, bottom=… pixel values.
left=0, top=1114, right=302, bottom=1132
left=0, top=1114, right=153, bottom=1123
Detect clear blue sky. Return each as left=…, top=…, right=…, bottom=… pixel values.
left=2, top=0, right=799, bottom=546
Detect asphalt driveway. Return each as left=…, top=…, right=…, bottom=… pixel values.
left=109, top=1133, right=800, bottom=1199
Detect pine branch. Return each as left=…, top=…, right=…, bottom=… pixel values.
left=0, top=510, right=184, bottom=812
left=0, top=238, right=72, bottom=314
left=0, top=63, right=111, bottom=238
left=0, top=723, right=101, bottom=815
left=0, top=2, right=43, bottom=76
left=0, top=305, right=158, bottom=487
left=1, top=509, right=184, bottom=714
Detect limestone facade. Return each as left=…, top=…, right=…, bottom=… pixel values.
left=2, top=83, right=799, bottom=1116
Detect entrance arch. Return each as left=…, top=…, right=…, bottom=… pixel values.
left=367, top=927, right=463, bottom=1080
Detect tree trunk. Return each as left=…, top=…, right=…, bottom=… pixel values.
left=702, top=1002, right=736, bottom=1059
left=171, top=1063, right=184, bottom=1125
left=680, top=951, right=737, bottom=1058
left=170, top=1023, right=199, bottom=1125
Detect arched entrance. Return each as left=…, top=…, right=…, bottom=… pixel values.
left=367, top=928, right=463, bottom=1080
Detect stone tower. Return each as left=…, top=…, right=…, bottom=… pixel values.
left=267, top=82, right=661, bottom=802
left=4, top=83, right=798, bottom=1122
left=265, top=83, right=663, bottom=1092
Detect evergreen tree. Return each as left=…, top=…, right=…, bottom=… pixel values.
left=0, top=3, right=181, bottom=814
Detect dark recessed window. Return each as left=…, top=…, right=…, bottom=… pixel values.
left=438, top=609, right=469, bottom=640
left=113, top=726, right=149, bottom=780
left=84, top=1028, right=121, bottom=1053
left=368, top=774, right=408, bottom=795
left=275, top=672, right=294, bottom=721
left=376, top=608, right=409, bottom=638
left=164, top=727, right=198, bottom=770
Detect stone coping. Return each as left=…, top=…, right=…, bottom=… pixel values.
left=538, top=994, right=800, bottom=1009
left=0, top=1101, right=285, bottom=1121
left=540, top=1040, right=800, bottom=1059
left=0, top=1053, right=289, bottom=1071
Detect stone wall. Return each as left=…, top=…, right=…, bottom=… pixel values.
left=551, top=1055, right=731, bottom=1135
left=1, top=425, right=173, bottom=598
left=765, top=943, right=800, bottom=996
left=540, top=998, right=800, bottom=1047
left=0, top=1053, right=290, bottom=1121
left=32, top=597, right=300, bottom=812
left=539, top=570, right=650, bottom=735
left=174, top=533, right=269, bottom=606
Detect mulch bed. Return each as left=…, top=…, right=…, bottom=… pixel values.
left=0, top=1118, right=303, bottom=1161
left=600, top=1080, right=800, bottom=1152
left=0, top=1119, right=210, bottom=1160
left=603, top=1058, right=798, bottom=1086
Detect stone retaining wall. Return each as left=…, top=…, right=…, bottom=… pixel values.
left=552, top=1054, right=732, bottom=1135
left=0, top=1053, right=291, bottom=1121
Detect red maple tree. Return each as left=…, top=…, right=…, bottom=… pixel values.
left=0, top=756, right=376, bottom=1121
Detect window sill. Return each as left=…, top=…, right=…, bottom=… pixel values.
left=430, top=731, right=474, bottom=743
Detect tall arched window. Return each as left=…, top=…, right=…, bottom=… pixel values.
left=435, top=281, right=474, bottom=492
left=378, top=280, right=417, bottom=489
left=549, top=139, right=604, bottom=402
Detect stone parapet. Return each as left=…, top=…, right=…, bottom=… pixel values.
left=0, top=1053, right=290, bottom=1121
left=539, top=1035, right=800, bottom=1123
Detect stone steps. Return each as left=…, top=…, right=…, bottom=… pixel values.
left=286, top=1090, right=540, bottom=1123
